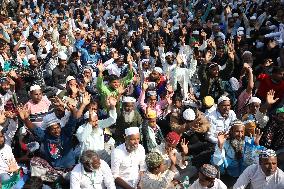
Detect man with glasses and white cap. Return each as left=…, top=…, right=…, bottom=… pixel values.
left=206, top=96, right=236, bottom=144
left=111, top=127, right=146, bottom=189
left=233, top=149, right=284, bottom=189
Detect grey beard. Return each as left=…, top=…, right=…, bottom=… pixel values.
left=123, top=110, right=135, bottom=123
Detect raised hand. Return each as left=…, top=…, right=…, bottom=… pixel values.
left=204, top=50, right=212, bottom=63
left=82, top=92, right=91, bottom=106
left=107, top=96, right=117, bottom=108
left=0, top=110, right=6, bottom=125
left=17, top=105, right=30, bottom=120
left=252, top=128, right=263, bottom=146
left=227, top=40, right=235, bottom=60
left=168, top=150, right=177, bottom=165
left=180, top=138, right=189, bottom=155
left=7, top=159, right=18, bottom=173
left=142, top=83, right=148, bottom=91
left=217, top=132, right=229, bottom=149
left=97, top=60, right=104, bottom=72
left=266, top=90, right=279, bottom=105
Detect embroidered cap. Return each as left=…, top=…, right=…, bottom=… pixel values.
left=183, top=108, right=196, bottom=121
left=259, top=149, right=277, bottom=159
left=230, top=119, right=244, bottom=127
left=146, top=152, right=164, bottom=169
left=166, top=131, right=181, bottom=145
left=122, top=96, right=136, bottom=103
left=200, top=164, right=218, bottom=178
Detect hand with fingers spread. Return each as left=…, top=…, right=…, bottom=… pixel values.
left=253, top=128, right=263, bottom=146
left=82, top=92, right=91, bottom=106
left=107, top=96, right=117, bottom=109
left=7, top=159, right=18, bottom=173
left=118, top=85, right=126, bottom=95
left=17, top=105, right=30, bottom=120
left=180, top=139, right=189, bottom=155
left=0, top=110, right=6, bottom=125
left=218, top=132, right=229, bottom=150
left=266, top=90, right=279, bottom=105
left=227, top=39, right=235, bottom=60
left=97, top=60, right=105, bottom=73
left=142, top=83, right=148, bottom=91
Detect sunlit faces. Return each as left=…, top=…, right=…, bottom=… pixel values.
left=260, top=156, right=277, bottom=176
left=125, top=133, right=140, bottom=152
left=218, top=100, right=231, bottom=117
left=30, top=89, right=43, bottom=104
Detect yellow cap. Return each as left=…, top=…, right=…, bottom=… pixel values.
left=203, top=96, right=215, bottom=108
left=147, top=110, right=157, bottom=119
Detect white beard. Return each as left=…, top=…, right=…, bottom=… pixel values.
left=123, top=110, right=135, bottom=123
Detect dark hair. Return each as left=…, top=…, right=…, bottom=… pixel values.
left=23, top=176, right=43, bottom=189
left=108, top=74, right=120, bottom=82
left=80, top=150, right=99, bottom=171
left=272, top=66, right=284, bottom=74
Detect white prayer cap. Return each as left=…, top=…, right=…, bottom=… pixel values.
left=83, top=24, right=88, bottom=28
left=248, top=97, right=261, bottom=105
left=229, top=77, right=240, bottom=91
left=211, top=7, right=216, bottom=10
left=75, top=28, right=81, bottom=33
left=28, top=54, right=36, bottom=60
left=141, top=59, right=150, bottom=64
left=107, top=28, right=113, bottom=33
left=183, top=108, right=196, bottom=121
left=242, top=51, right=252, bottom=56
left=84, top=111, right=97, bottom=119
left=168, top=19, right=173, bottom=23
left=217, top=96, right=230, bottom=104
left=143, top=46, right=150, bottom=50
left=58, top=51, right=67, bottom=60
left=66, top=75, right=76, bottom=83
left=237, top=30, right=244, bottom=36
left=30, top=85, right=41, bottom=92
left=165, top=52, right=173, bottom=57
left=192, top=30, right=200, bottom=35
left=250, top=16, right=257, bottom=20
left=125, top=127, right=140, bottom=136
left=233, top=13, right=239, bottom=17
left=238, top=27, right=244, bottom=31
left=153, top=67, right=163, bottom=74
left=122, top=96, right=136, bottom=103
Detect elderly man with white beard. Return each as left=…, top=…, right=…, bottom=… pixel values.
left=113, top=96, right=142, bottom=145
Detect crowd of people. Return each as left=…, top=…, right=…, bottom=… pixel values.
left=0, top=0, right=284, bottom=188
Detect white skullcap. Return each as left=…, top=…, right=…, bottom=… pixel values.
left=242, top=51, right=252, bottom=56
left=141, top=59, right=150, bottom=64
left=217, top=96, right=230, bottom=104
left=238, top=27, right=244, bottom=31
left=107, top=28, right=113, bottom=33
left=30, top=85, right=41, bottom=92
left=229, top=77, right=240, bottom=91
left=83, top=24, right=88, bottom=28
left=192, top=30, right=200, bottom=35
left=233, top=13, right=239, bottom=17
left=122, top=96, right=136, bottom=103
left=143, top=46, right=150, bottom=50
left=84, top=111, right=97, bottom=120
left=165, top=52, right=173, bottom=57
left=250, top=16, right=256, bottom=20
left=125, top=127, right=140, bottom=136
left=153, top=67, right=163, bottom=74
left=58, top=51, right=67, bottom=60
left=237, top=30, right=244, bottom=36
left=66, top=75, right=75, bottom=83
left=75, top=28, right=81, bottom=32
left=183, top=108, right=196, bottom=121
left=28, top=54, right=36, bottom=60
left=211, top=7, right=216, bottom=10
left=168, top=19, right=173, bottom=23
left=248, top=97, right=261, bottom=105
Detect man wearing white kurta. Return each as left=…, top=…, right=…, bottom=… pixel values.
left=70, top=150, right=115, bottom=189
left=111, top=127, right=146, bottom=189
left=233, top=149, right=284, bottom=189
left=76, top=98, right=117, bottom=164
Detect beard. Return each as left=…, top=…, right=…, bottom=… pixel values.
left=0, top=141, right=5, bottom=150
left=123, top=110, right=135, bottom=123
left=230, top=138, right=245, bottom=159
